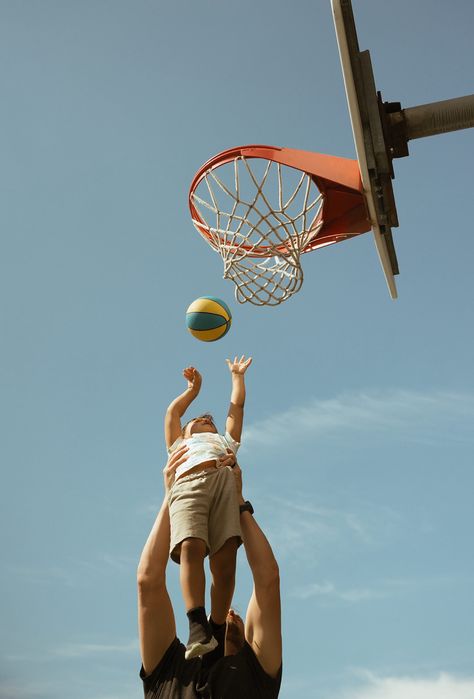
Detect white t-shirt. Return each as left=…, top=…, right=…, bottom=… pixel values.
left=168, top=431, right=240, bottom=480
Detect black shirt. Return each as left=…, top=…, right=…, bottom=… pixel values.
left=140, top=637, right=282, bottom=698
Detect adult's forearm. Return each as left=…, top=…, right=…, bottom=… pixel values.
left=137, top=497, right=171, bottom=583
left=240, top=509, right=279, bottom=586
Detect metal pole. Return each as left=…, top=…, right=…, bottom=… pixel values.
left=389, top=94, right=474, bottom=141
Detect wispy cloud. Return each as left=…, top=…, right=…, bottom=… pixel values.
left=4, top=564, right=82, bottom=588
left=84, top=692, right=138, bottom=699
left=98, top=552, right=136, bottom=572
left=0, top=679, right=58, bottom=699
left=291, top=570, right=467, bottom=604
left=53, top=638, right=138, bottom=658
left=291, top=580, right=386, bottom=602
left=339, top=671, right=474, bottom=699
left=291, top=576, right=431, bottom=603
left=6, top=552, right=136, bottom=587
left=5, top=638, right=139, bottom=663
left=255, top=492, right=400, bottom=566
left=0, top=677, right=137, bottom=699
left=243, top=389, right=474, bottom=449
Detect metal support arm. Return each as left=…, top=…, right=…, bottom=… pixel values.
left=386, top=94, right=474, bottom=157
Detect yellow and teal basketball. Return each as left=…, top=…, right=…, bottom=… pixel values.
left=186, top=296, right=232, bottom=342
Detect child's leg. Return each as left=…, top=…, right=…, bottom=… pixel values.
left=180, top=537, right=218, bottom=659
left=179, top=537, right=207, bottom=610
left=209, top=536, right=239, bottom=625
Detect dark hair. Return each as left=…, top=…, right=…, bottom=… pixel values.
left=181, top=413, right=215, bottom=436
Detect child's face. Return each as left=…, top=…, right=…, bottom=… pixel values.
left=184, top=414, right=217, bottom=438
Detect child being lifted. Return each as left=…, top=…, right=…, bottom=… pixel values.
left=164, top=355, right=252, bottom=659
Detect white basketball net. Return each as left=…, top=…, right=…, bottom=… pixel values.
left=191, top=156, right=325, bottom=306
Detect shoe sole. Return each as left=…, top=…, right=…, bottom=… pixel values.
left=185, top=636, right=218, bottom=660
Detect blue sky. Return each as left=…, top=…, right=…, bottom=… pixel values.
left=1, top=1, right=473, bottom=698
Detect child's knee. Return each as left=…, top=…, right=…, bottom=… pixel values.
left=211, top=540, right=238, bottom=578
left=180, top=537, right=207, bottom=561
left=212, top=564, right=235, bottom=590
left=221, top=536, right=239, bottom=562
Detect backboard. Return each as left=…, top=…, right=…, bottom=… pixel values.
left=331, top=0, right=400, bottom=299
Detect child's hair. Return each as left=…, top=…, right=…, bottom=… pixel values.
left=181, top=413, right=216, bottom=437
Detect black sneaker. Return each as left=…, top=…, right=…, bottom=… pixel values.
left=185, top=609, right=218, bottom=660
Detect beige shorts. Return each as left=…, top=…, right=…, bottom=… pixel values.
left=168, top=465, right=242, bottom=564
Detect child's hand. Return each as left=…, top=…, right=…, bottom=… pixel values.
left=226, top=355, right=252, bottom=375
left=183, top=366, right=202, bottom=393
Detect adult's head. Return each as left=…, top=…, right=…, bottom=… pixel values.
left=224, top=609, right=245, bottom=656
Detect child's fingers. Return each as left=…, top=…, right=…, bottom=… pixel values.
left=226, top=355, right=252, bottom=370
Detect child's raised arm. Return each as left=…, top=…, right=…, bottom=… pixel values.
left=225, top=355, right=252, bottom=443
left=164, top=367, right=202, bottom=448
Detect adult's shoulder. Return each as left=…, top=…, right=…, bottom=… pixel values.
left=140, top=637, right=183, bottom=684
left=204, top=644, right=282, bottom=698
left=241, top=641, right=282, bottom=682
left=140, top=638, right=203, bottom=698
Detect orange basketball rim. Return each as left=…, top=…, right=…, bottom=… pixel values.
left=189, top=144, right=371, bottom=306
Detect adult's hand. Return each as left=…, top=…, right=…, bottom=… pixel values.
left=218, top=448, right=237, bottom=470
left=231, top=462, right=245, bottom=506
left=163, top=445, right=188, bottom=494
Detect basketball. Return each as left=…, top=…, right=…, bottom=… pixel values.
left=185, top=296, right=232, bottom=342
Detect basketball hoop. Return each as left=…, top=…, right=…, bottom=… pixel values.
left=189, top=145, right=371, bottom=306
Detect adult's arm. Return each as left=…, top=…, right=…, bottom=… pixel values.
left=234, top=466, right=282, bottom=678
left=165, top=367, right=201, bottom=448
left=137, top=446, right=188, bottom=674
